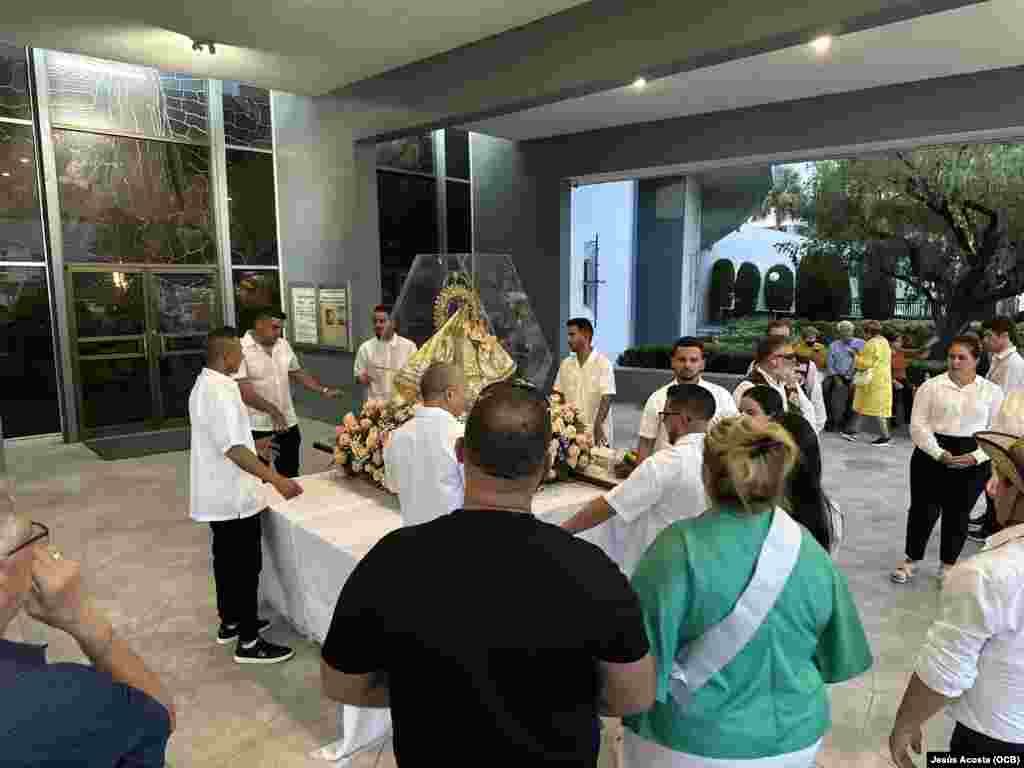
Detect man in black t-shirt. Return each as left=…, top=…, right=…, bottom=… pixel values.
left=321, top=381, right=655, bottom=766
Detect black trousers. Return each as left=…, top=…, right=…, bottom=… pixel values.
left=252, top=424, right=302, bottom=478
left=951, top=722, right=1024, bottom=755
left=905, top=436, right=990, bottom=565
left=823, top=375, right=853, bottom=429
left=209, top=512, right=263, bottom=642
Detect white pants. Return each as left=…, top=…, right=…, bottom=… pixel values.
left=623, top=729, right=821, bottom=768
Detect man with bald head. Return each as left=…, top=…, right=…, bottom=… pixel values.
left=189, top=327, right=302, bottom=664
left=383, top=362, right=467, bottom=526
left=322, top=381, right=655, bottom=766
left=0, top=509, right=175, bottom=764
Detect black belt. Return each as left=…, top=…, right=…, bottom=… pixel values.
left=934, top=434, right=978, bottom=454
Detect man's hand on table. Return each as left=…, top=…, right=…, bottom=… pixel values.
left=272, top=474, right=303, bottom=500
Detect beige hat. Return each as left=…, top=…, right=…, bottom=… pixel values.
left=975, top=431, right=1024, bottom=494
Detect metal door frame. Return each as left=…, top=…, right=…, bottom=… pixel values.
left=65, top=263, right=221, bottom=438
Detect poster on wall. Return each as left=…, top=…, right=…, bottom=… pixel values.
left=290, top=285, right=319, bottom=346
left=318, top=286, right=350, bottom=350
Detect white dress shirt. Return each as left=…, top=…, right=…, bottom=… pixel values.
left=916, top=522, right=1024, bottom=743
left=909, top=373, right=1004, bottom=464
left=638, top=379, right=737, bottom=454
left=188, top=368, right=263, bottom=523
left=383, top=405, right=465, bottom=527
left=234, top=332, right=301, bottom=431
left=604, top=433, right=707, bottom=576
left=988, top=346, right=1024, bottom=393
left=554, top=350, right=616, bottom=446
left=354, top=334, right=418, bottom=402
left=733, top=368, right=817, bottom=427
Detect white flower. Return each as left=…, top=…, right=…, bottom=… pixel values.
left=363, top=462, right=373, bottom=473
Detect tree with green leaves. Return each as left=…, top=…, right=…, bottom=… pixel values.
left=708, top=259, right=736, bottom=322
left=764, top=264, right=794, bottom=312
left=755, top=167, right=803, bottom=230
left=788, top=241, right=852, bottom=320
left=734, top=262, right=761, bottom=317
left=806, top=144, right=1024, bottom=353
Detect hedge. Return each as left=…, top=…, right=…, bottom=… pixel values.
left=764, top=265, right=794, bottom=312
left=734, top=263, right=761, bottom=317
left=796, top=249, right=851, bottom=320
left=708, top=260, right=735, bottom=322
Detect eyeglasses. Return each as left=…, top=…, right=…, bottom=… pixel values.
left=3, top=521, right=48, bottom=558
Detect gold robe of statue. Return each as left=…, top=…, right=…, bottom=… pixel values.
left=392, top=305, right=516, bottom=405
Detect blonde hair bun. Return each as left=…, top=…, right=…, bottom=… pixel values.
left=703, top=416, right=799, bottom=513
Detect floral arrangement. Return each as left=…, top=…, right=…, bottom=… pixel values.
left=334, top=398, right=416, bottom=490
left=546, top=392, right=594, bottom=481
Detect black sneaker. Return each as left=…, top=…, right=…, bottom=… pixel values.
left=217, top=619, right=272, bottom=645
left=871, top=437, right=893, bottom=447
left=967, top=532, right=988, bottom=544
left=234, top=637, right=295, bottom=665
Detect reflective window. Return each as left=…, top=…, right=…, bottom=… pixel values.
left=54, top=130, right=215, bottom=264
left=378, top=171, right=438, bottom=306
left=447, top=181, right=471, bottom=254
left=227, top=149, right=278, bottom=265
left=0, top=123, right=44, bottom=262
left=376, top=134, right=434, bottom=174
left=445, top=129, right=470, bottom=181
left=0, top=44, right=31, bottom=122
left=45, top=52, right=208, bottom=143
left=0, top=267, right=61, bottom=437
left=223, top=82, right=272, bottom=150
left=233, top=269, right=281, bottom=333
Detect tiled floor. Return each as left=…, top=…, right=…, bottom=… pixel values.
left=4, top=408, right=973, bottom=766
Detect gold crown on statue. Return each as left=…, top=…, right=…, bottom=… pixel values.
left=433, top=272, right=481, bottom=331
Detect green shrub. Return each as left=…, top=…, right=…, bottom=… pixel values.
left=734, top=263, right=761, bottom=317
left=795, top=248, right=851, bottom=320
left=764, top=265, right=794, bottom=312
left=708, top=260, right=736, bottom=322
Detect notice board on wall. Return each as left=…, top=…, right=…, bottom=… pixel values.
left=288, top=282, right=352, bottom=352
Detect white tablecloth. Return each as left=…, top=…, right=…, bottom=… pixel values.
left=259, top=471, right=614, bottom=764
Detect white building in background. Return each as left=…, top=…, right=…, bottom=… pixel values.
left=569, top=181, right=636, bottom=364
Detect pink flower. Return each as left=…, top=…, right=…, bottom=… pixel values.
left=335, top=425, right=346, bottom=436
left=360, top=418, right=373, bottom=431
left=343, top=413, right=359, bottom=431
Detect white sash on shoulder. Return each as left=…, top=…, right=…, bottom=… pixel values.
left=669, top=507, right=802, bottom=710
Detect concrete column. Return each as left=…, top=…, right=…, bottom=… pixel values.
left=633, top=177, right=684, bottom=346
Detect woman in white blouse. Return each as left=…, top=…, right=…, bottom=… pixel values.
left=890, top=335, right=1004, bottom=584
left=889, top=429, right=1024, bottom=761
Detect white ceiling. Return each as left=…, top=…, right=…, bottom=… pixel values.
left=467, top=0, right=1024, bottom=141
left=0, top=0, right=589, bottom=96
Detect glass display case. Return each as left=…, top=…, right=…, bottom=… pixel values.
left=390, top=254, right=553, bottom=387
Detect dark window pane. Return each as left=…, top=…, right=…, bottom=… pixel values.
left=446, top=181, right=471, bottom=254
left=444, top=129, right=470, bottom=181
left=55, top=131, right=216, bottom=265
left=227, top=149, right=278, bottom=265
left=0, top=267, right=61, bottom=437
left=0, top=123, right=44, bottom=262
left=223, top=82, right=272, bottom=150
left=233, top=269, right=281, bottom=333
left=79, top=357, right=152, bottom=429
left=45, top=51, right=208, bottom=143
left=0, top=44, right=31, bottom=121
left=376, top=135, right=434, bottom=174
left=70, top=271, right=147, bottom=336
left=378, top=170, right=438, bottom=307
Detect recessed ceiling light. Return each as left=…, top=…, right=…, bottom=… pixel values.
left=632, top=77, right=647, bottom=89
left=19, top=157, right=29, bottom=164
left=811, top=35, right=832, bottom=55
left=1, top=172, right=9, bottom=178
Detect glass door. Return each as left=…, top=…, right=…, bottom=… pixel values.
left=68, top=268, right=153, bottom=434
left=149, top=270, right=219, bottom=422
left=67, top=266, right=221, bottom=436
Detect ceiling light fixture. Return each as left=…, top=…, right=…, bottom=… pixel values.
left=632, top=77, right=647, bottom=89
left=1, top=172, right=9, bottom=178
left=811, top=35, right=832, bottom=55
left=19, top=158, right=29, bottom=164
left=192, top=40, right=217, bottom=55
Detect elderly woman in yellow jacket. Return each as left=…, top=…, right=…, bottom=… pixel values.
left=841, top=319, right=893, bottom=446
